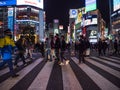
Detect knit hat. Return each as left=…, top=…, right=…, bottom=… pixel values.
left=4, top=29, right=12, bottom=35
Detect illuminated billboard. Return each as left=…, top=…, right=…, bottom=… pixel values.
left=0, top=0, right=16, bottom=6
left=8, top=8, right=14, bottom=32
left=17, top=0, right=43, bottom=9
left=84, top=18, right=97, bottom=26
left=85, top=0, right=96, bottom=12
left=113, top=0, right=120, bottom=11
left=84, top=15, right=97, bottom=26
left=75, top=8, right=85, bottom=24
left=0, top=0, right=43, bottom=9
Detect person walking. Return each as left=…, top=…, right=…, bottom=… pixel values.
left=14, top=36, right=27, bottom=67
left=45, top=37, right=52, bottom=61
left=54, top=34, right=61, bottom=63
left=50, top=36, right=55, bottom=60
left=113, top=39, right=118, bottom=55
left=84, top=38, right=90, bottom=57
left=78, top=35, right=86, bottom=64
left=102, top=40, right=108, bottom=56
left=0, top=29, right=19, bottom=77
left=40, top=42, right=45, bottom=57
left=97, top=38, right=103, bottom=56
left=25, top=38, right=34, bottom=60
left=59, top=35, right=69, bottom=65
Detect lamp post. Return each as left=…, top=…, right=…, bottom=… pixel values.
left=109, top=0, right=112, bottom=35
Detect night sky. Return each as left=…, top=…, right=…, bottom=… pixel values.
left=44, top=0, right=110, bottom=30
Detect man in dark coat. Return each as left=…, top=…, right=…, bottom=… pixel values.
left=54, top=34, right=61, bottom=62
left=78, top=35, right=86, bottom=64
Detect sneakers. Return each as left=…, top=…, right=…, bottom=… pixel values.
left=59, top=62, right=64, bottom=65
left=23, top=63, right=27, bottom=66
left=14, top=65, right=19, bottom=67
left=14, top=65, right=19, bottom=68
left=65, top=60, right=69, bottom=65
left=12, top=74, right=19, bottom=78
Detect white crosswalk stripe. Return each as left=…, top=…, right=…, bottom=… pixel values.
left=0, top=58, right=43, bottom=90
left=100, top=56, right=120, bottom=63
left=91, top=57, right=120, bottom=68
left=0, top=56, right=120, bottom=90
left=86, top=57, right=120, bottom=78
left=28, top=61, right=54, bottom=90
left=110, top=56, right=120, bottom=60
left=0, top=67, right=9, bottom=76
left=72, top=57, right=120, bottom=90
left=62, top=63, right=83, bottom=90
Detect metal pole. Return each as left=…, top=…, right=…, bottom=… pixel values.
left=13, top=6, right=15, bottom=40
left=109, top=0, right=112, bottom=35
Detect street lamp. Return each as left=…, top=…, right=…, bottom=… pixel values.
left=109, top=0, right=112, bottom=35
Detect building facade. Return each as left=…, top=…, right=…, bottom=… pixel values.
left=0, top=0, right=44, bottom=42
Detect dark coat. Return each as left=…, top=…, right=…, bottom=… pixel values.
left=55, top=38, right=61, bottom=49
left=78, top=39, right=86, bottom=53
left=60, top=39, right=66, bottom=51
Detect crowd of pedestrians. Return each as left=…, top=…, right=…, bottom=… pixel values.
left=0, top=29, right=37, bottom=77
left=90, top=38, right=120, bottom=56
left=44, top=34, right=70, bottom=65
left=0, top=29, right=120, bottom=78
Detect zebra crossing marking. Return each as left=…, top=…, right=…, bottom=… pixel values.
left=0, top=58, right=43, bottom=90
left=0, top=67, right=9, bottom=76
left=28, top=61, right=54, bottom=90
left=70, top=58, right=101, bottom=90
left=91, top=57, right=120, bottom=68
left=110, top=56, right=120, bottom=60
left=62, top=63, right=83, bottom=90
left=100, top=56, right=120, bottom=63
left=0, top=56, right=120, bottom=90
left=86, top=57, right=120, bottom=79
left=72, top=57, right=120, bottom=90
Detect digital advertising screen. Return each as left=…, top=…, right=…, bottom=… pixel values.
left=75, top=8, right=85, bottom=24
left=17, top=0, right=43, bottom=9
left=85, top=0, right=96, bottom=12
left=0, top=0, right=16, bottom=6
left=84, top=18, right=97, bottom=26
left=113, top=0, right=120, bottom=11
left=75, top=10, right=82, bottom=24
left=84, top=15, right=97, bottom=26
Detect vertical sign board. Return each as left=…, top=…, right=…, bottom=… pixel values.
left=8, top=8, right=14, bottom=32
left=69, top=9, right=78, bottom=18
left=39, top=10, right=44, bottom=40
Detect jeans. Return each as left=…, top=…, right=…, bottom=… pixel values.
left=0, top=59, right=16, bottom=76
left=45, top=48, right=52, bottom=61
left=55, top=48, right=60, bottom=61
left=14, top=51, right=26, bottom=65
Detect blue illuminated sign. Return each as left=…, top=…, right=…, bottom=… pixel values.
left=8, top=9, right=14, bottom=31
left=72, top=10, right=77, bottom=15
left=0, top=0, right=16, bottom=6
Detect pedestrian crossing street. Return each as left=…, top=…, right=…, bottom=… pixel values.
left=0, top=56, right=120, bottom=90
